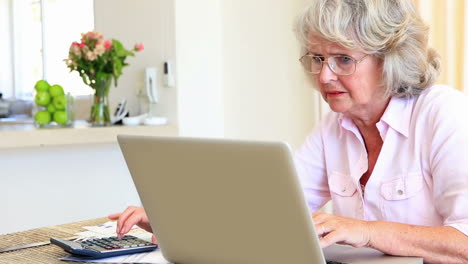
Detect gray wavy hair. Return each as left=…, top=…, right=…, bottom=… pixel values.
left=295, top=0, right=441, bottom=98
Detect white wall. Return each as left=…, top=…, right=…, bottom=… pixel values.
left=174, top=0, right=318, bottom=148
left=220, top=0, right=316, bottom=149
left=94, top=0, right=178, bottom=124
left=0, top=143, right=141, bottom=235
left=174, top=0, right=225, bottom=137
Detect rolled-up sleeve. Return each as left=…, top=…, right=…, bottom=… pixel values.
left=428, top=91, right=468, bottom=235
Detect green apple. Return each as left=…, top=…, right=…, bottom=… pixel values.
left=53, top=111, right=68, bottom=125
left=35, top=91, right=51, bottom=106
left=52, top=95, right=67, bottom=110
left=34, top=110, right=51, bottom=125
left=49, top=84, right=64, bottom=97
left=34, top=80, right=50, bottom=92
left=47, top=104, right=56, bottom=113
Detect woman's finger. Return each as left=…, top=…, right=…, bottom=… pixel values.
left=319, top=228, right=344, bottom=248
left=312, top=212, right=332, bottom=224
left=108, top=212, right=121, bottom=220
left=115, top=206, right=139, bottom=236
left=315, top=223, right=333, bottom=237
left=118, top=210, right=148, bottom=237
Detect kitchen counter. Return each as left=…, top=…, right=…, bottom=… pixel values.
left=0, top=120, right=178, bottom=149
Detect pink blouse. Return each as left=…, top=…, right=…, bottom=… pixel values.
left=294, top=85, right=468, bottom=236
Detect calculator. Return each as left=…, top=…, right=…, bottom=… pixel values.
left=50, top=235, right=158, bottom=258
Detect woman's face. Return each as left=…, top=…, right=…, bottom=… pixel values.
left=307, top=35, right=386, bottom=118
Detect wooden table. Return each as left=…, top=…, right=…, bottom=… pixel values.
left=0, top=218, right=111, bottom=264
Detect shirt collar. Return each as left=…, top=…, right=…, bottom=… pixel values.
left=380, top=96, right=413, bottom=138
left=337, top=96, right=413, bottom=138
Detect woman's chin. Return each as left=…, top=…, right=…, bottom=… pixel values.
left=327, top=102, right=349, bottom=113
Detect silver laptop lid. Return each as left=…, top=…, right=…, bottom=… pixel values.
left=117, top=135, right=325, bottom=264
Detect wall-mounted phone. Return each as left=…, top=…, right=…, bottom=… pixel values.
left=139, top=67, right=167, bottom=125
left=122, top=67, right=167, bottom=126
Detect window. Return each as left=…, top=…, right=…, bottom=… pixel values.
left=1, top=0, right=94, bottom=99
left=0, top=0, right=14, bottom=98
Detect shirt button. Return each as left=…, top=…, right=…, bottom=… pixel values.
left=341, top=188, right=347, bottom=193
left=397, top=190, right=404, bottom=195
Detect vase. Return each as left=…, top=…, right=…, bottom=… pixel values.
left=89, top=77, right=112, bottom=126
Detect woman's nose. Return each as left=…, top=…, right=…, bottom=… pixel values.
left=318, top=62, right=338, bottom=84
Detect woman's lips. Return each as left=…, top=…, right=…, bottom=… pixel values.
left=326, top=91, right=346, bottom=98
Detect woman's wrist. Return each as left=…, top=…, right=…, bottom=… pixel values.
left=364, top=221, right=378, bottom=249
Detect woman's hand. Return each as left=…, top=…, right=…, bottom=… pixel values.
left=108, top=206, right=157, bottom=243
left=313, top=212, right=371, bottom=248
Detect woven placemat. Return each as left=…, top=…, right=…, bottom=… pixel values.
left=0, top=218, right=110, bottom=264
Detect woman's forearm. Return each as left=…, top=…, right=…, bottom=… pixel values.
left=367, top=221, right=468, bottom=264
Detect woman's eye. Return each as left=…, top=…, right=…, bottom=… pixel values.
left=338, top=56, right=353, bottom=64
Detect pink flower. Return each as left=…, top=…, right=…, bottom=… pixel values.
left=70, top=45, right=81, bottom=56
left=104, top=40, right=112, bottom=50
left=85, top=31, right=97, bottom=40
left=81, top=31, right=103, bottom=43
left=95, top=32, right=103, bottom=40
left=79, top=42, right=86, bottom=48
left=85, top=51, right=97, bottom=61
left=94, top=43, right=106, bottom=56
left=134, top=43, right=144, bottom=52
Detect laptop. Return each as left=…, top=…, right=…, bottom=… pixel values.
left=117, top=135, right=423, bottom=264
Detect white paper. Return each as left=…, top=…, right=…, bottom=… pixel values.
left=60, top=248, right=173, bottom=263
left=75, top=221, right=146, bottom=238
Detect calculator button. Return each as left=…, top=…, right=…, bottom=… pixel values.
left=74, top=235, right=156, bottom=254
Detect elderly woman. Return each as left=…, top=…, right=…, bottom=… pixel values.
left=294, top=0, right=468, bottom=263
left=110, top=0, right=468, bottom=263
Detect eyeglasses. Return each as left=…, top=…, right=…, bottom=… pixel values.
left=299, top=54, right=369, bottom=76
